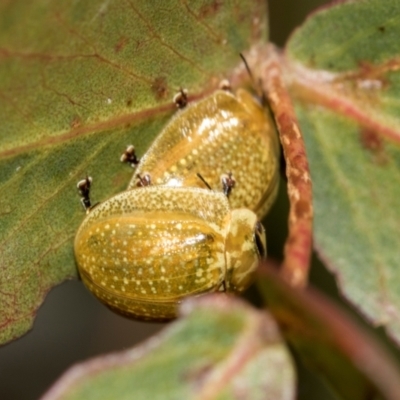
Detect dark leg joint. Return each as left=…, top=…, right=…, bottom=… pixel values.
left=120, top=145, right=140, bottom=167
left=173, top=88, right=188, bottom=109
left=221, top=172, right=236, bottom=197
left=136, top=173, right=151, bottom=187
left=219, top=79, right=232, bottom=92
left=77, top=176, right=93, bottom=212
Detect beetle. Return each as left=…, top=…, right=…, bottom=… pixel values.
left=75, top=62, right=278, bottom=320
left=74, top=185, right=266, bottom=320
left=124, top=85, right=280, bottom=219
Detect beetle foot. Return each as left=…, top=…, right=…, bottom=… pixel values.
left=136, top=173, right=152, bottom=187
left=173, top=88, right=188, bottom=109
left=77, top=176, right=93, bottom=212
left=221, top=172, right=236, bottom=197
left=218, top=280, right=227, bottom=292
left=120, top=145, right=140, bottom=167
left=219, top=79, right=231, bottom=92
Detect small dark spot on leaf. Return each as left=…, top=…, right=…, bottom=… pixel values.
left=198, top=0, right=222, bottom=19
left=378, top=26, right=386, bottom=33
left=359, top=128, right=387, bottom=165
left=115, top=36, right=128, bottom=53
left=126, top=99, right=132, bottom=107
left=151, top=76, right=168, bottom=101
left=359, top=128, right=382, bottom=152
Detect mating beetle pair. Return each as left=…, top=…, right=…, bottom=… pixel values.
left=74, top=73, right=279, bottom=320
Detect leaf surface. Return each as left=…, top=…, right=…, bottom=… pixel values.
left=285, top=0, right=400, bottom=343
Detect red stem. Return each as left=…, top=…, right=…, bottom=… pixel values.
left=262, top=46, right=313, bottom=288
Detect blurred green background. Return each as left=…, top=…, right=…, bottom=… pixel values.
left=0, top=1, right=355, bottom=399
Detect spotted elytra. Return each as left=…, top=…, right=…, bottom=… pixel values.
left=74, top=185, right=266, bottom=320
left=123, top=82, right=280, bottom=219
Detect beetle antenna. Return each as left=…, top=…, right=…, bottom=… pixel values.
left=240, top=53, right=256, bottom=87
left=196, top=173, right=212, bottom=190
left=239, top=53, right=267, bottom=106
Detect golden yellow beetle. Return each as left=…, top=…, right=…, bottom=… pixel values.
left=75, top=78, right=279, bottom=320
left=125, top=87, right=280, bottom=219
left=74, top=186, right=266, bottom=320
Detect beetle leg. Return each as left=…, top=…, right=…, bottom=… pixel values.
left=120, top=144, right=140, bottom=167
left=220, top=172, right=236, bottom=197
left=136, top=173, right=152, bottom=187
left=173, top=88, right=188, bottom=109
left=77, top=176, right=93, bottom=213
left=219, top=79, right=232, bottom=92
left=239, top=53, right=267, bottom=106
left=218, top=280, right=227, bottom=292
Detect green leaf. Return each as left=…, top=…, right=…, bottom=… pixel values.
left=285, top=0, right=400, bottom=343
left=41, top=295, right=295, bottom=400
left=0, top=0, right=268, bottom=344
